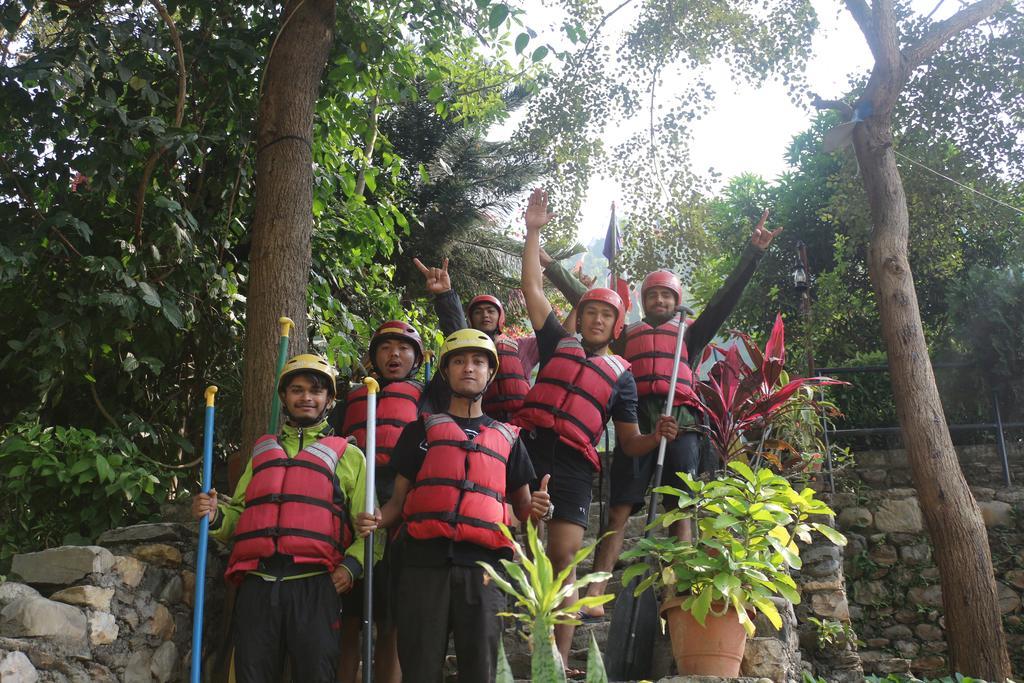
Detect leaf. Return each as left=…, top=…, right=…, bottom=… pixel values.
left=515, top=32, right=529, bottom=54
left=137, top=282, right=161, bottom=308
left=811, top=523, right=848, bottom=546
left=495, top=638, right=514, bottom=683
left=162, top=301, right=185, bottom=329
left=585, top=631, right=608, bottom=683
left=532, top=46, right=549, bottom=63
left=690, top=585, right=713, bottom=625
left=487, top=4, right=509, bottom=29
left=94, top=453, right=113, bottom=483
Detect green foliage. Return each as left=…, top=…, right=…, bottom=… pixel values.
left=863, top=675, right=1016, bottom=683
left=621, top=462, right=846, bottom=636
left=805, top=616, right=861, bottom=649
left=483, top=520, right=612, bottom=682
left=0, top=420, right=166, bottom=566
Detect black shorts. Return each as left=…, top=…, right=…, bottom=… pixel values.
left=339, top=535, right=399, bottom=625
left=609, top=431, right=700, bottom=514
left=524, top=429, right=594, bottom=529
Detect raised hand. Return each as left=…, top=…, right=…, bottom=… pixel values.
left=413, top=257, right=451, bottom=294
left=750, top=209, right=783, bottom=250
left=525, top=188, right=555, bottom=232
left=192, top=489, right=217, bottom=522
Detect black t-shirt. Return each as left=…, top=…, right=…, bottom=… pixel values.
left=534, top=310, right=639, bottom=424
left=391, top=413, right=535, bottom=567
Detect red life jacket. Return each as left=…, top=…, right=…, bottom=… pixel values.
left=225, top=435, right=353, bottom=584
left=341, top=380, right=423, bottom=466
left=514, top=337, right=630, bottom=470
left=402, top=414, right=519, bottom=551
left=622, top=318, right=699, bottom=408
left=483, top=336, right=530, bottom=421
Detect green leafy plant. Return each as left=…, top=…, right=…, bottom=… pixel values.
left=622, top=462, right=846, bottom=635
left=481, top=520, right=612, bottom=683
left=806, top=616, right=861, bottom=649
left=0, top=420, right=165, bottom=567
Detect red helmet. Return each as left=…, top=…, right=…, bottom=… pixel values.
left=369, top=320, right=424, bottom=374
left=577, top=287, right=626, bottom=339
left=640, top=270, right=682, bottom=306
left=467, top=295, right=506, bottom=333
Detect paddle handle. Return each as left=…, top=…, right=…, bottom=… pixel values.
left=361, top=377, right=378, bottom=683
left=267, top=316, right=295, bottom=434
left=191, top=385, right=217, bottom=683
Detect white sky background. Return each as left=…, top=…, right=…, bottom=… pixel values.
left=501, top=0, right=955, bottom=242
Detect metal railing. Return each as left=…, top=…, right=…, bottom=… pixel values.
left=818, top=361, right=1021, bottom=489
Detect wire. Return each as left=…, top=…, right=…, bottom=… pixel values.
left=893, top=150, right=1024, bottom=216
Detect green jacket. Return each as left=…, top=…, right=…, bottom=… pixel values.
left=211, top=419, right=381, bottom=581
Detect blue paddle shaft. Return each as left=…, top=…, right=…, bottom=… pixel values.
left=191, top=400, right=216, bottom=683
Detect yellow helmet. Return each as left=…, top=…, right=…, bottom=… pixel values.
left=278, top=353, right=337, bottom=396
left=438, top=329, right=499, bottom=382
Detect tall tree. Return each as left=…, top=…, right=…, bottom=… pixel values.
left=239, top=0, right=336, bottom=459
left=817, top=0, right=1013, bottom=675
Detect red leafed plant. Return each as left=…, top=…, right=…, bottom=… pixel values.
left=695, top=313, right=846, bottom=467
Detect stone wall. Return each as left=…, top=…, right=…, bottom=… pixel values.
left=833, top=446, right=1024, bottom=678
left=0, top=523, right=227, bottom=682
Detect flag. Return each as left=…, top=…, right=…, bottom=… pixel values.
left=601, top=202, right=631, bottom=312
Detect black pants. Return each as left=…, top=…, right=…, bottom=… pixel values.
left=395, top=565, right=505, bottom=683
left=232, top=573, right=342, bottom=683
left=609, top=431, right=701, bottom=513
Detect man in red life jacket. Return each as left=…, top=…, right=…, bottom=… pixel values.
left=332, top=321, right=425, bottom=683
left=413, top=253, right=586, bottom=422
left=191, top=354, right=373, bottom=683
left=354, top=329, right=551, bottom=683
left=514, top=187, right=679, bottom=674
left=577, top=210, right=783, bottom=621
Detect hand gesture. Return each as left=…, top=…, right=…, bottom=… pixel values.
left=355, top=509, right=382, bottom=538
left=331, top=565, right=353, bottom=594
left=750, top=209, right=783, bottom=251
left=413, top=257, right=451, bottom=294
left=654, top=415, right=679, bottom=442
left=192, top=490, right=218, bottom=523
left=530, top=474, right=552, bottom=520
left=525, top=188, right=555, bottom=232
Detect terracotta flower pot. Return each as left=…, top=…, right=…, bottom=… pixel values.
left=660, top=596, right=748, bottom=676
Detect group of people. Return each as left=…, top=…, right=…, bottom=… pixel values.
left=191, top=187, right=781, bottom=683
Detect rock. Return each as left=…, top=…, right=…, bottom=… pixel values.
left=915, top=623, right=943, bottom=641
left=882, top=624, right=912, bottom=640
left=911, top=654, right=946, bottom=672
left=157, top=574, right=183, bottom=605
left=97, top=523, right=189, bottom=545
left=865, top=638, right=889, bottom=648
left=853, top=580, right=888, bottom=606
left=740, top=637, right=789, bottom=680
left=1006, top=569, right=1024, bottom=590
left=0, top=650, right=38, bottom=683
left=752, top=597, right=797, bottom=648
left=10, top=546, right=114, bottom=585
left=997, top=582, right=1021, bottom=614
left=860, top=469, right=888, bottom=487
left=894, top=609, right=918, bottom=624
left=799, top=576, right=844, bottom=591
left=803, top=557, right=841, bottom=578
left=978, top=500, right=1013, bottom=528
left=969, top=486, right=995, bottom=500
left=114, top=556, right=146, bottom=588
left=810, top=590, right=850, bottom=620
left=133, top=544, right=182, bottom=568
left=150, top=641, right=178, bottom=682
left=869, top=544, right=898, bottom=567
left=0, top=583, right=39, bottom=609
left=0, top=596, right=87, bottom=640
left=182, top=570, right=195, bottom=608
left=837, top=507, right=873, bottom=529
left=88, top=610, right=119, bottom=645
left=144, top=603, right=175, bottom=640
left=123, top=650, right=153, bottom=683
left=894, top=639, right=919, bottom=658
left=899, top=544, right=931, bottom=566
left=49, top=585, right=114, bottom=612
left=907, top=584, right=943, bottom=608
left=873, top=498, right=923, bottom=533
left=886, top=488, right=917, bottom=499
left=920, top=567, right=941, bottom=581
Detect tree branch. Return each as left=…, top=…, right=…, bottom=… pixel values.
left=905, top=0, right=1008, bottom=69
left=844, top=0, right=878, bottom=56
left=811, top=94, right=854, bottom=118
left=132, top=0, right=187, bottom=246
left=873, top=0, right=903, bottom=72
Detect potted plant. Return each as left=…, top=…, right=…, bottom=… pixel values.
left=622, top=313, right=848, bottom=676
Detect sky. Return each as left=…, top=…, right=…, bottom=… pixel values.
left=504, top=0, right=951, bottom=242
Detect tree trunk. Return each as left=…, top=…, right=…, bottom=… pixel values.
left=853, top=113, right=1011, bottom=679
left=236, top=0, right=336, bottom=484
